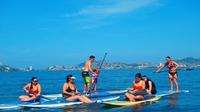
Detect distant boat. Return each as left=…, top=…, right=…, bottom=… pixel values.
left=185, top=68, right=194, bottom=71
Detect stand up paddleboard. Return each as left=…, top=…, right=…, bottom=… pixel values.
left=0, top=96, right=120, bottom=109
left=43, top=90, right=126, bottom=99
left=20, top=96, right=120, bottom=108
left=156, top=90, right=189, bottom=97
left=103, top=96, right=161, bottom=107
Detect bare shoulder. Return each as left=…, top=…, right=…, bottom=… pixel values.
left=63, top=83, right=68, bottom=87
left=26, top=83, right=31, bottom=86
left=37, top=84, right=41, bottom=87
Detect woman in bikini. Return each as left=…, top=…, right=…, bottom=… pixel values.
left=62, top=74, right=95, bottom=103
left=156, top=56, right=179, bottom=92
left=125, top=73, right=146, bottom=102
left=19, top=77, right=41, bottom=102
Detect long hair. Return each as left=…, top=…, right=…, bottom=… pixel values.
left=30, top=77, right=37, bottom=90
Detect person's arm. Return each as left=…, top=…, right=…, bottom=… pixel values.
left=173, top=61, right=179, bottom=70
left=36, top=84, right=42, bottom=97
left=62, top=83, right=74, bottom=96
left=148, top=81, right=152, bottom=95
left=23, top=83, right=30, bottom=94
left=142, top=81, right=145, bottom=89
left=88, top=62, right=96, bottom=75
left=156, top=65, right=165, bottom=72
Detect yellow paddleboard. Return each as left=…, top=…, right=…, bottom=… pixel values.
left=103, top=96, right=161, bottom=106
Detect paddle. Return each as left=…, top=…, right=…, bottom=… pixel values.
left=93, top=53, right=107, bottom=75
left=98, top=52, right=108, bottom=70
left=39, top=95, right=58, bottom=102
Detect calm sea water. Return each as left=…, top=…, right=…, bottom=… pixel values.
left=0, top=68, right=200, bottom=112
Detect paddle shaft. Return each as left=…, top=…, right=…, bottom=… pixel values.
left=99, top=53, right=107, bottom=69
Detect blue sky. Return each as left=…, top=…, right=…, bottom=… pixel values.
left=0, top=0, right=200, bottom=68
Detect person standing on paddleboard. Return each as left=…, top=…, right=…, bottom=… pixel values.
left=156, top=56, right=179, bottom=92
left=82, top=55, right=97, bottom=94
left=91, top=69, right=100, bottom=92
left=19, top=77, right=41, bottom=102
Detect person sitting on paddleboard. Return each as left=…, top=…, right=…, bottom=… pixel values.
left=62, top=74, right=95, bottom=103
left=91, top=69, right=100, bottom=92
left=156, top=56, right=179, bottom=92
left=82, top=55, right=97, bottom=94
left=142, top=75, right=157, bottom=95
left=19, top=77, right=41, bottom=102
left=125, top=73, right=146, bottom=102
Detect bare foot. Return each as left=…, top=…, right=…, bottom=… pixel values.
left=169, top=90, right=173, bottom=92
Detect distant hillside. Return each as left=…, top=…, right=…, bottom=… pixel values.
left=0, top=65, right=19, bottom=72
left=176, top=57, right=200, bottom=65
left=76, top=61, right=152, bottom=70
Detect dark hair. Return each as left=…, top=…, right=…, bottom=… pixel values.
left=93, top=69, right=97, bottom=72
left=135, top=73, right=142, bottom=79
left=166, top=56, right=171, bottom=59
left=66, top=74, right=73, bottom=83
left=89, top=55, right=95, bottom=59
left=30, top=77, right=38, bottom=89
left=142, top=75, right=150, bottom=81
left=31, top=77, right=37, bottom=81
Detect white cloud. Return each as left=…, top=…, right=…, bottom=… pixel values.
left=66, top=0, right=159, bottom=29
left=67, top=0, right=158, bottom=17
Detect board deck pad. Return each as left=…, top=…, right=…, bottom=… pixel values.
left=103, top=96, right=161, bottom=106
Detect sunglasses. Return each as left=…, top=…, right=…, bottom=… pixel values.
left=33, top=80, right=38, bottom=82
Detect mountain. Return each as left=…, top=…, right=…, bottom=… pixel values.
left=175, top=57, right=200, bottom=67
left=75, top=61, right=155, bottom=70
left=0, top=65, right=19, bottom=72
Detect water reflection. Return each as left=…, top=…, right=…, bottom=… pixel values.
left=168, top=93, right=179, bottom=108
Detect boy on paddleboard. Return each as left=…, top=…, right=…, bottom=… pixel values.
left=82, top=56, right=97, bottom=94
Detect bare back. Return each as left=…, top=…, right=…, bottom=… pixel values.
left=83, top=60, right=92, bottom=72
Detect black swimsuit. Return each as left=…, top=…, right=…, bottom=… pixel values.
left=165, top=62, right=178, bottom=76
left=63, top=85, right=77, bottom=99
left=145, top=80, right=157, bottom=95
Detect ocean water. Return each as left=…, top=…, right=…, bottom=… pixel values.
left=0, top=68, right=200, bottom=112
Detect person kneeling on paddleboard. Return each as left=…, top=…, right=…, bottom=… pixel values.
left=19, top=77, right=41, bottom=102
left=125, top=73, right=146, bottom=102
left=142, top=75, right=157, bottom=95
left=62, top=75, right=95, bottom=103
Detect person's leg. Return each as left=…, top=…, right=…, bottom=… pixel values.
left=83, top=84, right=86, bottom=93
left=83, top=77, right=87, bottom=93
left=173, top=74, right=179, bottom=92
left=19, top=95, right=29, bottom=101
left=125, top=93, right=135, bottom=102
left=94, top=77, right=98, bottom=92
left=19, top=95, right=36, bottom=102
left=80, top=96, right=94, bottom=103
left=85, top=76, right=91, bottom=93
left=169, top=74, right=173, bottom=92
left=134, top=95, right=144, bottom=101
left=93, top=83, right=97, bottom=92
left=66, top=96, right=79, bottom=101
left=87, top=83, right=90, bottom=93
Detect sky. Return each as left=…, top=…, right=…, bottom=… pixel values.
left=0, top=0, right=200, bottom=68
